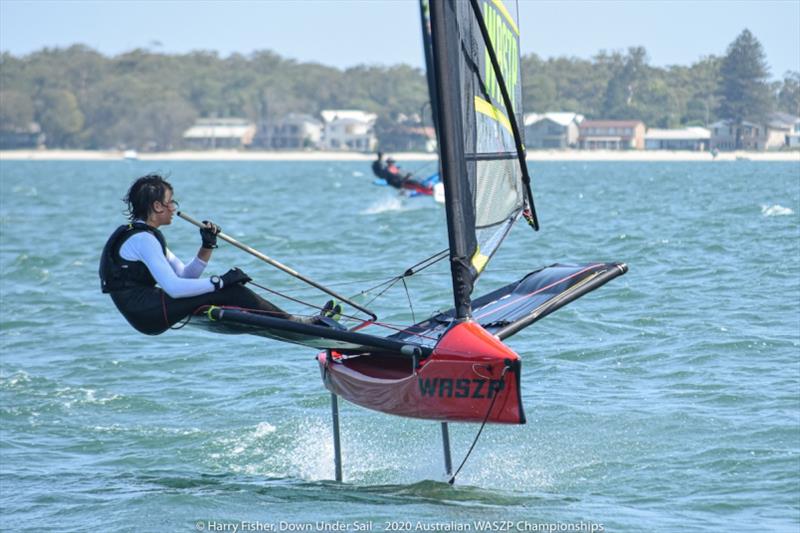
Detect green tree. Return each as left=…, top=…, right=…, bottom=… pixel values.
left=0, top=90, right=35, bottom=131
left=602, top=47, right=648, bottom=119
left=681, top=56, right=722, bottom=125
left=717, top=29, right=773, bottom=148
left=776, top=71, right=800, bottom=116
left=3, top=38, right=783, bottom=151
left=35, top=89, right=84, bottom=147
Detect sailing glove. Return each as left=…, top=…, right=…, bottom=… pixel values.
left=220, top=267, right=252, bottom=288
left=200, top=220, right=221, bottom=249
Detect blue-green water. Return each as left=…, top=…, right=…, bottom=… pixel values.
left=1, top=160, right=798, bottom=532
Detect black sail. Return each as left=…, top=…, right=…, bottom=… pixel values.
left=430, top=0, right=532, bottom=319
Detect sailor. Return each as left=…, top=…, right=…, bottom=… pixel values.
left=371, top=151, right=387, bottom=182
left=100, top=173, right=340, bottom=335
left=371, top=152, right=421, bottom=190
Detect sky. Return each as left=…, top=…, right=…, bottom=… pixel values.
left=1, top=0, right=798, bottom=79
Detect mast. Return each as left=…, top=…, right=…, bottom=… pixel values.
left=430, top=0, right=473, bottom=320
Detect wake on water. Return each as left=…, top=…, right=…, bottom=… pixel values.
left=362, top=196, right=405, bottom=214
left=760, top=204, right=795, bottom=216
left=203, top=415, right=550, bottom=489
left=361, top=195, right=433, bottom=215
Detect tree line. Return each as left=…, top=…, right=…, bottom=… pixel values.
left=1, top=29, right=797, bottom=150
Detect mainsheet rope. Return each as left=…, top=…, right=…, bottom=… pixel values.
left=268, top=265, right=534, bottom=295
left=448, top=364, right=511, bottom=485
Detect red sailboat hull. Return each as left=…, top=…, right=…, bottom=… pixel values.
left=317, top=321, right=525, bottom=424
left=402, top=181, right=434, bottom=196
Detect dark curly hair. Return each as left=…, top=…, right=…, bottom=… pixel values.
left=123, top=173, right=173, bottom=221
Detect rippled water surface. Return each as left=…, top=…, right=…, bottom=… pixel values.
left=1, top=160, right=798, bottom=531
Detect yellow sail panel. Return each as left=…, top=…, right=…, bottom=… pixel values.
left=471, top=247, right=490, bottom=273
left=474, top=96, right=513, bottom=136
left=490, top=0, right=519, bottom=36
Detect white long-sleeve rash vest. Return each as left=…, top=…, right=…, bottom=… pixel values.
left=119, top=230, right=215, bottom=298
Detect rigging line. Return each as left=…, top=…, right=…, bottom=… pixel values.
left=404, top=248, right=449, bottom=276
left=263, top=249, right=451, bottom=300
left=359, top=257, right=439, bottom=314
left=249, top=280, right=366, bottom=324
left=244, top=269, right=451, bottom=299
left=448, top=364, right=510, bottom=485
left=401, top=277, right=416, bottom=324
left=359, top=275, right=405, bottom=298
left=359, top=248, right=450, bottom=297
left=249, top=280, right=319, bottom=311
left=466, top=0, right=540, bottom=231
left=247, top=249, right=448, bottom=322
left=255, top=275, right=411, bottom=295
left=361, top=276, right=403, bottom=308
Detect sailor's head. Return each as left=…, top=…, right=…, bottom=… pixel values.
left=124, top=173, right=177, bottom=225
left=386, top=157, right=396, bottom=165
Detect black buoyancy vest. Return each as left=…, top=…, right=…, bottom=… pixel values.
left=99, top=222, right=167, bottom=293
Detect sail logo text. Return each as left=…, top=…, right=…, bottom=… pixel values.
left=482, top=1, right=520, bottom=108
left=418, top=378, right=504, bottom=398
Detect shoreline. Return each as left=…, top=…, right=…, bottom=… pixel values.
left=1, top=149, right=798, bottom=162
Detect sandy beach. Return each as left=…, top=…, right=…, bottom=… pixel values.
left=1, top=149, right=798, bottom=162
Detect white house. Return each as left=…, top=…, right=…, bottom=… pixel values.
left=767, top=112, right=800, bottom=149
left=319, top=109, right=377, bottom=151
left=523, top=112, right=584, bottom=149
left=256, top=113, right=323, bottom=149
left=183, top=118, right=256, bottom=149
left=789, top=121, right=800, bottom=148
left=644, top=127, right=710, bottom=151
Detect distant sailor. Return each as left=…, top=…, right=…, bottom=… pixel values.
left=100, top=173, right=340, bottom=335
left=372, top=152, right=424, bottom=190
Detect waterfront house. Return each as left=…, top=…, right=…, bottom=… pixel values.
left=709, top=120, right=763, bottom=151
left=524, top=112, right=584, bottom=149
left=319, top=110, right=377, bottom=151
left=378, top=124, right=437, bottom=152
left=578, top=120, right=645, bottom=150
left=0, top=122, right=44, bottom=149
left=711, top=114, right=800, bottom=151
left=255, top=113, right=323, bottom=150
left=644, top=127, right=710, bottom=151
left=788, top=120, right=800, bottom=148
left=183, top=118, right=256, bottom=149
left=767, top=112, right=800, bottom=149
